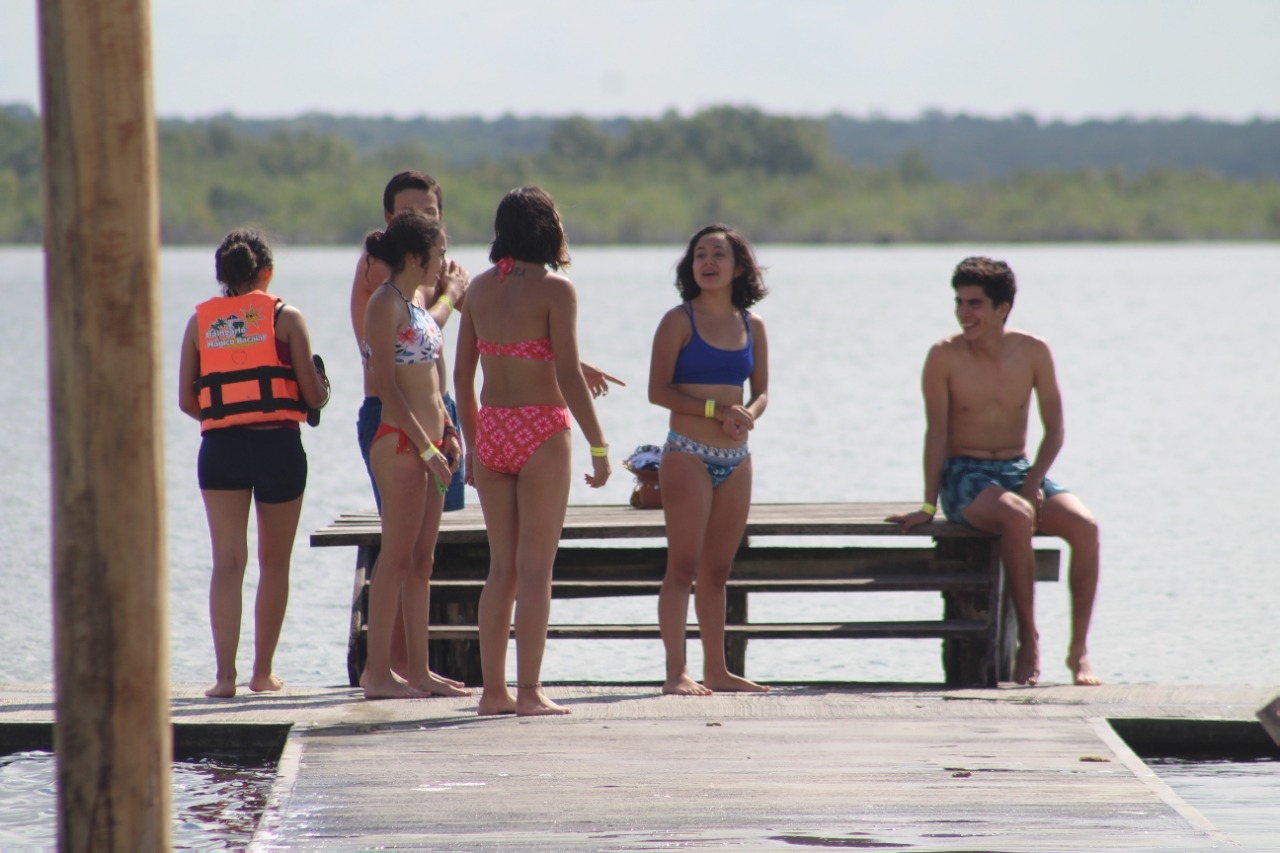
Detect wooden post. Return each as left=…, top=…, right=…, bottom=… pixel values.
left=38, top=0, right=170, bottom=850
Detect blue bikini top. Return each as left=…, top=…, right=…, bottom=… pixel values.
left=671, top=303, right=753, bottom=387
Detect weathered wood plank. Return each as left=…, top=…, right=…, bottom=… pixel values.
left=310, top=502, right=996, bottom=547
left=428, top=573, right=990, bottom=596
left=419, top=620, right=989, bottom=641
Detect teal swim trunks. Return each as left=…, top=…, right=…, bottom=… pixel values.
left=939, top=456, right=1067, bottom=524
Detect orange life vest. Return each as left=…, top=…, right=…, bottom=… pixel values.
left=196, top=292, right=307, bottom=430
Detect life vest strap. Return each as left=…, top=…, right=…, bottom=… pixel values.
left=198, top=365, right=306, bottom=420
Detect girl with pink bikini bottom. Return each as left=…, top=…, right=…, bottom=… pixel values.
left=454, top=187, right=611, bottom=716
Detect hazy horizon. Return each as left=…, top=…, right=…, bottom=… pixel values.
left=4, top=1, right=1277, bottom=124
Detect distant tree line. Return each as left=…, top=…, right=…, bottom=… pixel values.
left=2, top=102, right=1279, bottom=245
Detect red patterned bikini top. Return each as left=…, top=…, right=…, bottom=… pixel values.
left=476, top=336, right=555, bottom=361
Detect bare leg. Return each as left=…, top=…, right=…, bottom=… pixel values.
left=475, top=464, right=518, bottom=715
left=365, top=565, right=465, bottom=691
left=363, top=444, right=430, bottom=699
left=1040, top=493, right=1102, bottom=685
left=401, top=482, right=470, bottom=697
left=389, top=598, right=410, bottom=681
left=960, top=487, right=1041, bottom=685
left=200, top=489, right=252, bottom=698
left=248, top=495, right=304, bottom=692
left=510, top=435, right=572, bottom=716
left=658, top=452, right=714, bottom=695
left=696, top=460, right=767, bottom=693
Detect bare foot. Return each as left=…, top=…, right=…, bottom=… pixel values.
left=703, top=673, right=769, bottom=693
left=663, top=673, right=713, bottom=696
left=477, top=688, right=517, bottom=716
left=1068, top=650, right=1101, bottom=686
left=204, top=679, right=236, bottom=698
left=248, top=673, right=284, bottom=693
left=430, top=670, right=467, bottom=689
left=515, top=684, right=571, bottom=716
left=407, top=673, right=472, bottom=697
left=363, top=677, right=429, bottom=700
left=1013, top=640, right=1041, bottom=686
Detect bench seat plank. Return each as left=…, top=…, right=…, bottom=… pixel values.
left=421, top=620, right=990, bottom=641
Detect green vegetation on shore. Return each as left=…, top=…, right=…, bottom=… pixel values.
left=2, top=104, right=1278, bottom=245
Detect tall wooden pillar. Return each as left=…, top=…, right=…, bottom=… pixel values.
left=38, top=0, right=170, bottom=849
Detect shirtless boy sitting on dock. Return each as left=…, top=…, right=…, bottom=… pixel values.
left=888, top=257, right=1100, bottom=686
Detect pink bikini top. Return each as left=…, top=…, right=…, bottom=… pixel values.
left=477, top=337, right=554, bottom=361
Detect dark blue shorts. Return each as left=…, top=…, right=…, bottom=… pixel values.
left=357, top=393, right=466, bottom=514
left=356, top=396, right=384, bottom=511
left=198, top=426, right=307, bottom=504
left=939, top=456, right=1067, bottom=524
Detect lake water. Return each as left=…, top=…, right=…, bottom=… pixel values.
left=1, top=242, right=1278, bottom=688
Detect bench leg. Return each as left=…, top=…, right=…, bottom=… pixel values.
left=347, top=544, right=377, bottom=688
left=428, top=543, right=484, bottom=686
left=725, top=589, right=748, bottom=676
left=938, top=538, right=1001, bottom=687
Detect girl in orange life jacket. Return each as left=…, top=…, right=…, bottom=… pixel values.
left=178, top=228, right=330, bottom=699
left=359, top=210, right=470, bottom=700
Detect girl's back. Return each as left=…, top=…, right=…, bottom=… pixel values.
left=467, top=263, right=577, bottom=407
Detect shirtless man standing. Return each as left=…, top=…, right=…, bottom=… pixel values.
left=888, top=256, right=1100, bottom=687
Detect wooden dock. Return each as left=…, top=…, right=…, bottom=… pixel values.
left=3, top=682, right=1276, bottom=849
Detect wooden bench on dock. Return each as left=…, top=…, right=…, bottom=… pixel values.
left=309, top=502, right=1060, bottom=688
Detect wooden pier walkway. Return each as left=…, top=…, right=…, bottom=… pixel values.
left=3, top=682, right=1276, bottom=849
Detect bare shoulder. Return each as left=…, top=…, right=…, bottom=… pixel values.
left=745, top=309, right=767, bottom=335
left=1004, top=329, right=1054, bottom=362
left=353, top=250, right=385, bottom=293
left=657, top=304, right=692, bottom=332
left=927, top=333, right=966, bottom=363
left=542, top=269, right=576, bottom=295
left=275, top=302, right=304, bottom=328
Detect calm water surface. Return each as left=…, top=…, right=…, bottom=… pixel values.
left=1, top=243, right=1278, bottom=688
left=0, top=750, right=274, bottom=848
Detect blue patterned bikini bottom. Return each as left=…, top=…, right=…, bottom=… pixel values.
left=663, top=430, right=749, bottom=488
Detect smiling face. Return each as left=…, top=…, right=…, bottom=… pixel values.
left=691, top=231, right=739, bottom=294
left=954, top=284, right=1010, bottom=337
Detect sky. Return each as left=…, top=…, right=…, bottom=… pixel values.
left=3, top=0, right=1278, bottom=123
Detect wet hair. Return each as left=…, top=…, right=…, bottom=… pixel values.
left=952, top=256, right=1017, bottom=314
left=674, top=224, right=767, bottom=309
left=382, top=170, right=443, bottom=216
left=214, top=228, right=273, bottom=296
left=364, top=209, right=445, bottom=275
left=488, top=186, right=571, bottom=270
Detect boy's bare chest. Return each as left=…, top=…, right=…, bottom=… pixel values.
left=948, top=357, right=1034, bottom=412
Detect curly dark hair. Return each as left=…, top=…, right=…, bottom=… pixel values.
left=674, top=224, right=767, bottom=309
left=364, top=210, right=445, bottom=275
left=952, top=256, right=1016, bottom=313
left=214, top=228, right=273, bottom=296
left=488, top=187, right=571, bottom=270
